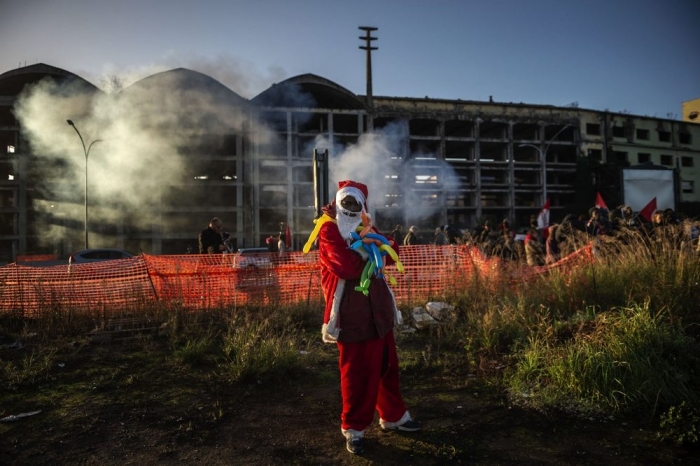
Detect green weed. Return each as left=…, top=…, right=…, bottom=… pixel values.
left=658, top=401, right=700, bottom=446
left=1, top=348, right=56, bottom=390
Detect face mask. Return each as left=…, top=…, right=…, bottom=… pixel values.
left=336, top=196, right=364, bottom=241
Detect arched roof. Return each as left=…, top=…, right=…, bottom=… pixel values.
left=0, top=63, right=100, bottom=96
left=123, top=68, right=248, bottom=106
left=252, top=74, right=366, bottom=110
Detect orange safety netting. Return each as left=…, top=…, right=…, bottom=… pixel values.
left=0, top=244, right=594, bottom=317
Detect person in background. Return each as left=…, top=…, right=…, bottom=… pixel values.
left=545, top=224, right=560, bottom=264
left=445, top=224, right=460, bottom=244
left=266, top=233, right=279, bottom=252
left=586, top=207, right=608, bottom=237
left=277, top=233, right=286, bottom=254
left=498, top=219, right=514, bottom=241
left=403, top=225, right=419, bottom=246
left=475, top=220, right=492, bottom=244
left=434, top=226, right=447, bottom=245
left=199, top=217, right=226, bottom=254
left=390, top=224, right=404, bottom=246
left=313, top=180, right=421, bottom=455
left=529, top=214, right=538, bottom=230
left=524, top=228, right=544, bottom=266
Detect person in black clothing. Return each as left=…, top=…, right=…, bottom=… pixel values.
left=390, top=225, right=404, bottom=246
left=199, top=217, right=226, bottom=254
left=403, top=225, right=419, bottom=246
left=266, top=234, right=280, bottom=252
left=434, top=226, right=447, bottom=245
left=476, top=221, right=492, bottom=244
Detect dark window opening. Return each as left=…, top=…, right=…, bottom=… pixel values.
left=636, top=129, right=649, bottom=140
left=679, top=132, right=692, bottom=144
left=588, top=149, right=602, bottom=162
left=661, top=155, right=673, bottom=166
left=479, top=122, right=508, bottom=139
left=638, top=153, right=651, bottom=164
left=445, top=119, right=474, bottom=138
left=681, top=156, right=694, bottom=168
left=658, top=131, right=671, bottom=142
left=409, top=118, right=440, bottom=137
left=613, top=151, right=628, bottom=163
left=333, top=113, right=360, bottom=134
left=586, top=123, right=601, bottom=135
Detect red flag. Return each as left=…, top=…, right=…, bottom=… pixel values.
left=595, top=192, right=608, bottom=211
left=639, top=197, right=657, bottom=222
left=285, top=223, right=292, bottom=249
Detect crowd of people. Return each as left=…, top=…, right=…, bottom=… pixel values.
left=197, top=217, right=290, bottom=255
left=199, top=205, right=699, bottom=269
left=388, top=205, right=700, bottom=267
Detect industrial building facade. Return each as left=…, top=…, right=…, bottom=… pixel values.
left=1, top=63, right=699, bottom=262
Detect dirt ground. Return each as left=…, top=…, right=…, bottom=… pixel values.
left=0, top=336, right=697, bottom=466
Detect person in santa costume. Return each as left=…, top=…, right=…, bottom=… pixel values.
left=303, top=180, right=421, bottom=455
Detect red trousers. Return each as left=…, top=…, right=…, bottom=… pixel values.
left=338, top=331, right=407, bottom=432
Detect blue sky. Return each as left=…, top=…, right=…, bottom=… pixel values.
left=2, top=0, right=698, bottom=119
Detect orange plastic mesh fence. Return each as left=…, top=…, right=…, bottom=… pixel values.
left=0, top=258, right=155, bottom=317
left=0, top=244, right=593, bottom=317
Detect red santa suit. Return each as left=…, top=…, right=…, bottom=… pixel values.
left=314, top=180, right=413, bottom=441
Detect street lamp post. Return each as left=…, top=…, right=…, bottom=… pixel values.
left=519, top=124, right=572, bottom=203
left=66, top=119, right=102, bottom=250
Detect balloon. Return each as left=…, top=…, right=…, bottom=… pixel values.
left=364, top=233, right=389, bottom=244
left=303, top=214, right=334, bottom=253
left=368, top=242, right=384, bottom=278
left=379, top=244, right=404, bottom=272
left=304, top=215, right=405, bottom=295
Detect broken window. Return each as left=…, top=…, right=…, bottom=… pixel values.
left=658, top=130, right=671, bottom=142
left=638, top=153, right=650, bottom=164
left=679, top=132, right=692, bottom=144
left=661, top=155, right=673, bottom=166
left=636, top=129, right=649, bottom=140
left=586, top=123, right=600, bottom=135
left=612, top=126, right=626, bottom=138
left=681, top=156, right=694, bottom=167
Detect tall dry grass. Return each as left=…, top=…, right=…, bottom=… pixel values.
left=2, top=224, right=699, bottom=427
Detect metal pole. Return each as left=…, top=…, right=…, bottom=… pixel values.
left=519, top=123, right=572, bottom=204
left=313, top=149, right=329, bottom=218
left=541, top=124, right=572, bottom=203
left=67, top=120, right=102, bottom=250
left=518, top=142, right=546, bottom=201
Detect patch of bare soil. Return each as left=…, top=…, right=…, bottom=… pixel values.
left=0, top=337, right=696, bottom=466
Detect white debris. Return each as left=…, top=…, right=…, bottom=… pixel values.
left=411, top=306, right=439, bottom=328
left=425, top=301, right=454, bottom=321
left=0, top=410, right=41, bottom=422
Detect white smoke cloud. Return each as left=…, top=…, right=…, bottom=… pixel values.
left=308, top=120, right=461, bottom=230
left=13, top=63, right=461, bottom=251
left=14, top=69, right=276, bottom=251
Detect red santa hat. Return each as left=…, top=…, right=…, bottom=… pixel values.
left=336, top=180, right=368, bottom=211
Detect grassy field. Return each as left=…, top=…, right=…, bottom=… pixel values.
left=1, top=225, right=699, bottom=464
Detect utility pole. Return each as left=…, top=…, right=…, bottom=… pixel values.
left=358, top=26, right=378, bottom=110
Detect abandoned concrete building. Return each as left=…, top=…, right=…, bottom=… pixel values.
left=1, top=62, right=699, bottom=262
